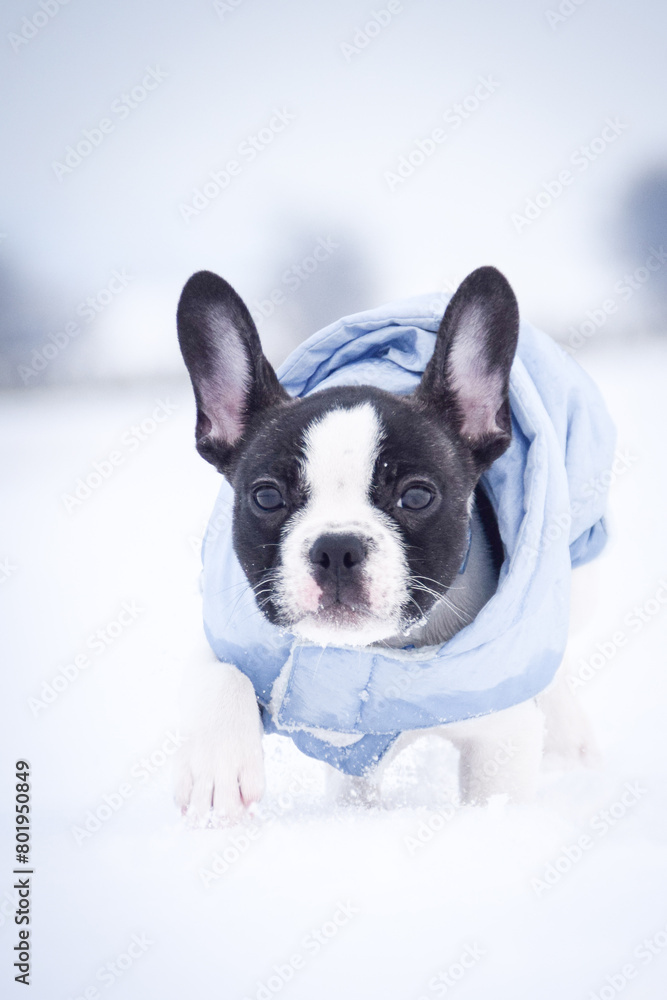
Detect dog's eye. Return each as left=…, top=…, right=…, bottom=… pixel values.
left=253, top=486, right=285, bottom=511
left=398, top=486, right=433, bottom=510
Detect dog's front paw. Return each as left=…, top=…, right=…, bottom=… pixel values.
left=174, top=730, right=265, bottom=825
left=173, top=662, right=265, bottom=825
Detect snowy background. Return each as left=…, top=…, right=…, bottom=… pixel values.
left=2, top=1, right=667, bottom=998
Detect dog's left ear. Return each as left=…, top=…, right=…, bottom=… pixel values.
left=416, top=266, right=519, bottom=469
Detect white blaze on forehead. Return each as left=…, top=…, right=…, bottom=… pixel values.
left=301, top=403, right=383, bottom=506
left=276, top=400, right=410, bottom=644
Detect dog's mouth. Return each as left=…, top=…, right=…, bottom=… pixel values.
left=289, top=597, right=405, bottom=646
left=309, top=599, right=372, bottom=628
left=257, top=570, right=433, bottom=646
left=263, top=545, right=421, bottom=645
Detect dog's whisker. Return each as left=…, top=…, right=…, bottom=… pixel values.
left=409, top=574, right=465, bottom=593
left=207, top=580, right=251, bottom=599
left=404, top=593, right=429, bottom=622
left=221, top=585, right=265, bottom=630
left=409, top=582, right=471, bottom=624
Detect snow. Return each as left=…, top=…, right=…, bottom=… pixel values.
left=1, top=341, right=667, bottom=1000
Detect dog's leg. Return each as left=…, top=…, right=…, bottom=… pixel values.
left=324, top=737, right=417, bottom=807
left=324, top=732, right=419, bottom=808
left=440, top=561, right=602, bottom=801
left=173, top=641, right=265, bottom=824
left=538, top=561, right=601, bottom=765
left=443, top=700, right=546, bottom=804
left=325, top=767, right=382, bottom=807
left=538, top=659, right=600, bottom=765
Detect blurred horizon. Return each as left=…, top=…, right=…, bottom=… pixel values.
left=2, top=0, right=667, bottom=389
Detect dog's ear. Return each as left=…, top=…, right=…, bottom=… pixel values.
left=177, top=270, right=289, bottom=474
left=416, top=266, right=519, bottom=469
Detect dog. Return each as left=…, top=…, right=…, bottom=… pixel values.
left=173, top=265, right=603, bottom=822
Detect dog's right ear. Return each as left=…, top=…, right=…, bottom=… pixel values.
left=177, top=270, right=289, bottom=474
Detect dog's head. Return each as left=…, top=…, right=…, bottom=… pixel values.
left=177, top=266, right=519, bottom=645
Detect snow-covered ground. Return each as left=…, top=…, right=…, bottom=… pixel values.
left=1, top=339, right=666, bottom=1000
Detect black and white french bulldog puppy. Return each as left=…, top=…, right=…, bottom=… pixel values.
left=173, top=266, right=594, bottom=822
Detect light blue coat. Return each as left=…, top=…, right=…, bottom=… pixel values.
left=201, top=294, right=616, bottom=774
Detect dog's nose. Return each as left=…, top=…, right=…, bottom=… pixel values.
left=309, top=533, right=366, bottom=573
